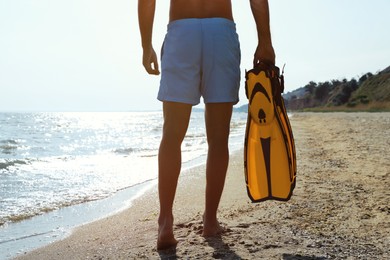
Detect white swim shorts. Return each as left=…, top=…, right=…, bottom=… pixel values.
left=158, top=18, right=241, bottom=105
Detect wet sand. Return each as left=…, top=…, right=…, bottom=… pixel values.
left=15, top=112, right=390, bottom=259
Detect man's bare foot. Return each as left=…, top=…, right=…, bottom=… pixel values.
left=202, top=216, right=225, bottom=237
left=157, top=233, right=178, bottom=251
left=157, top=217, right=178, bottom=251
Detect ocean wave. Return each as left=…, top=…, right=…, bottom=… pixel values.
left=0, top=139, right=18, bottom=145
left=185, top=133, right=206, bottom=139
left=113, top=147, right=157, bottom=157
left=0, top=159, right=28, bottom=171
left=113, top=147, right=138, bottom=154
left=151, top=126, right=162, bottom=132
left=140, top=153, right=158, bottom=158
left=0, top=139, right=19, bottom=155
left=0, top=179, right=156, bottom=227
left=0, top=193, right=111, bottom=227
left=230, top=121, right=246, bottom=129
left=0, top=145, right=18, bottom=154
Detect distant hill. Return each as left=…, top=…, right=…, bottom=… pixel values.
left=283, top=66, right=390, bottom=111
left=234, top=104, right=248, bottom=112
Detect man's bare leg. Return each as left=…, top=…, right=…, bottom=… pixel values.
left=203, top=102, right=233, bottom=237
left=157, top=101, right=192, bottom=250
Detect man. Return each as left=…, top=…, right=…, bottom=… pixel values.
left=138, top=0, right=275, bottom=250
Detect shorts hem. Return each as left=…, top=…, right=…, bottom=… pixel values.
left=203, top=98, right=240, bottom=105
left=157, top=97, right=200, bottom=106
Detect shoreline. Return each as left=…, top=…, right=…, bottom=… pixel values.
left=13, top=112, right=390, bottom=259
left=0, top=156, right=210, bottom=259
left=1, top=144, right=243, bottom=260
left=0, top=179, right=156, bottom=259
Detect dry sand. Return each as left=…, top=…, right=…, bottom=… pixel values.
left=16, top=112, right=390, bottom=259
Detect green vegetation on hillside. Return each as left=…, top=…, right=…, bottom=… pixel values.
left=284, top=66, right=390, bottom=111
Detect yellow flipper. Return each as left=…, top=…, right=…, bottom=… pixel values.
left=244, top=63, right=296, bottom=202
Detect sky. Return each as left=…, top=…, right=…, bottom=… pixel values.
left=0, top=0, right=389, bottom=112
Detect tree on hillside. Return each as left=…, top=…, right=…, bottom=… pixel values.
left=331, top=79, right=359, bottom=106
left=315, top=81, right=331, bottom=100
left=304, top=81, right=317, bottom=94
left=359, top=72, right=373, bottom=85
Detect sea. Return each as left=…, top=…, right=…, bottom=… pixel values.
left=0, top=111, right=247, bottom=258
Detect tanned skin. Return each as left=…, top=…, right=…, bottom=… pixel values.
left=138, top=0, right=275, bottom=251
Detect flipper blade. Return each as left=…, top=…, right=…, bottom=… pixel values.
left=244, top=63, right=296, bottom=202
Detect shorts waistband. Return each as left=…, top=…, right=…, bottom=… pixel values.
left=167, top=17, right=236, bottom=30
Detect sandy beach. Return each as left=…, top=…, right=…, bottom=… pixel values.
left=15, top=112, right=390, bottom=259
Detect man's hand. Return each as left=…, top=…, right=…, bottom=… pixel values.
left=250, top=0, right=275, bottom=67
left=142, top=46, right=160, bottom=75
left=253, top=43, right=275, bottom=67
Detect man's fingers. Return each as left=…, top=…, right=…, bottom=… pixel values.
left=253, top=44, right=276, bottom=67
left=152, top=60, right=160, bottom=75
left=144, top=61, right=160, bottom=75
left=142, top=47, right=160, bottom=75
left=147, top=68, right=160, bottom=75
